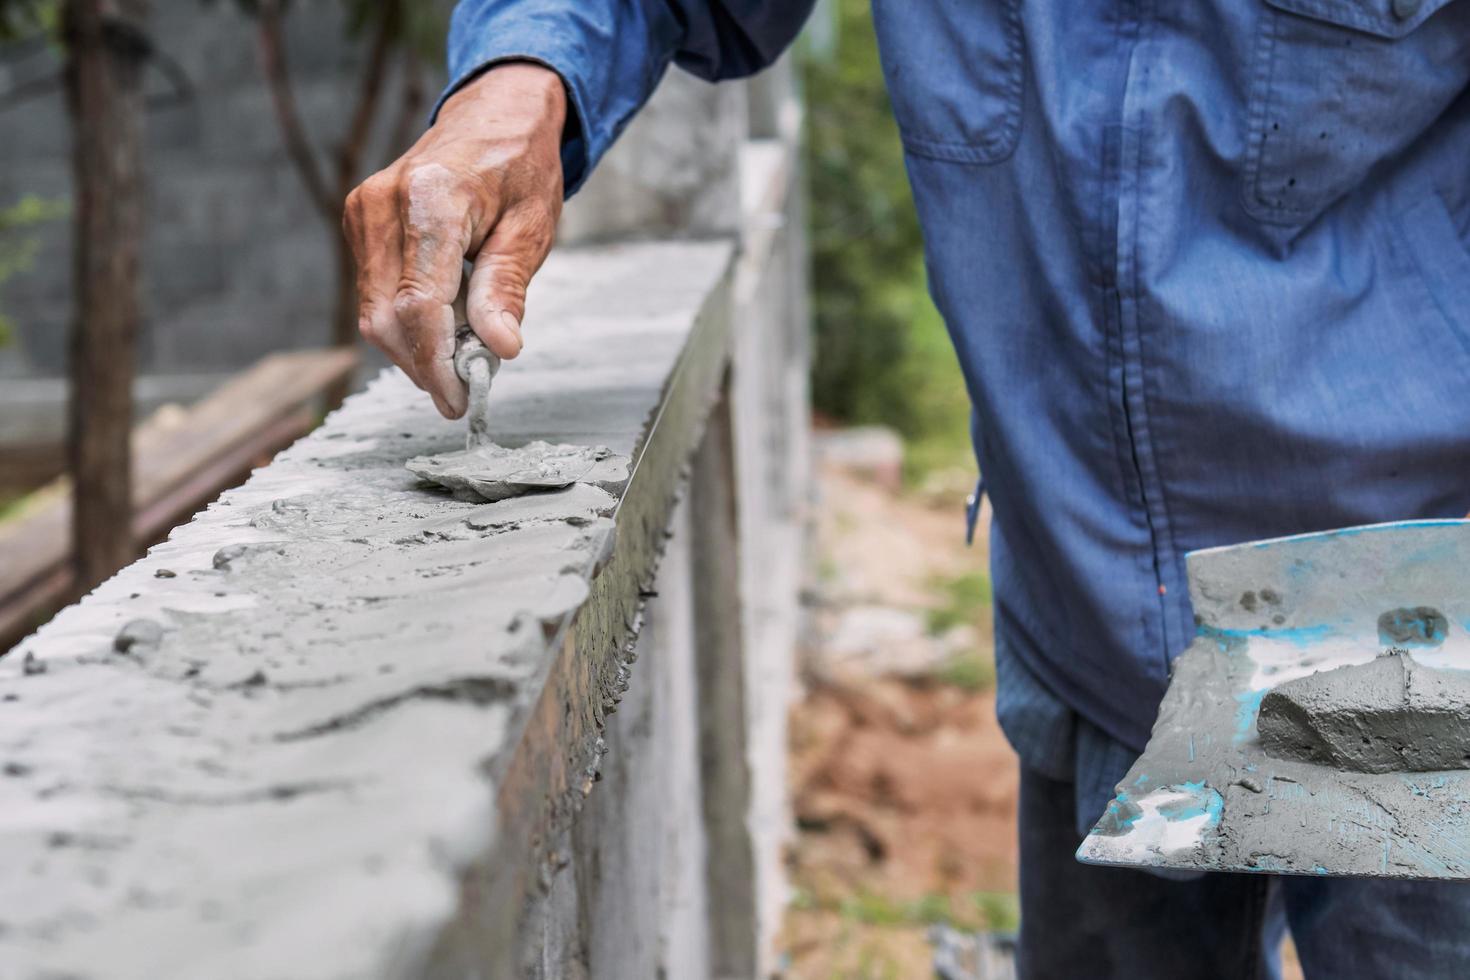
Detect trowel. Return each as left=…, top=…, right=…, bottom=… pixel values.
left=404, top=310, right=628, bottom=503
left=1078, top=519, right=1470, bottom=880
left=453, top=325, right=500, bottom=450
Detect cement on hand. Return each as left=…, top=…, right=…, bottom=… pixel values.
left=407, top=440, right=630, bottom=502
left=1257, top=649, right=1470, bottom=774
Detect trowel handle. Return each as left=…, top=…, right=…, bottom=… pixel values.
left=453, top=326, right=501, bottom=387
left=454, top=326, right=500, bottom=449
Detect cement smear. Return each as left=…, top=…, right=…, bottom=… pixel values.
left=1258, top=649, right=1470, bottom=773
left=0, top=241, right=740, bottom=978
left=407, top=441, right=630, bottom=502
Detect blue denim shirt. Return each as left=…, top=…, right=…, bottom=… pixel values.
left=444, top=1, right=1470, bottom=826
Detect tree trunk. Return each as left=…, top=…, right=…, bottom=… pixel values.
left=63, top=0, right=149, bottom=592
left=256, top=0, right=402, bottom=410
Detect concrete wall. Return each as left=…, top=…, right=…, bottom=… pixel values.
left=2, top=11, right=809, bottom=975
left=0, top=5, right=430, bottom=383
left=538, top=56, right=809, bottom=979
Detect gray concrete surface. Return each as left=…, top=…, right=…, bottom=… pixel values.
left=2, top=20, right=810, bottom=973
left=0, top=240, right=739, bottom=979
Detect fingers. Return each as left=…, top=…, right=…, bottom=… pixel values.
left=466, top=199, right=557, bottom=360
left=395, top=163, right=480, bottom=418
left=344, top=177, right=416, bottom=385
left=347, top=154, right=556, bottom=418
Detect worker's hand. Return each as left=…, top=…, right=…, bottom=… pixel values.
left=344, top=62, right=566, bottom=418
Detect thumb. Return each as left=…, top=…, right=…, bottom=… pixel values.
left=466, top=204, right=556, bottom=360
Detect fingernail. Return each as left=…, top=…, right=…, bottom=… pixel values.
left=500, top=311, right=523, bottom=355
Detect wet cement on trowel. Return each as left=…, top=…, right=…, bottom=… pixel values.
left=1258, top=649, right=1470, bottom=774
left=1083, top=638, right=1470, bottom=878
left=407, top=440, right=630, bottom=503
left=1078, top=522, right=1470, bottom=880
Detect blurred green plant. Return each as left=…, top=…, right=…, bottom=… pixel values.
left=0, top=193, right=68, bottom=347
left=971, top=890, right=1021, bottom=933
left=803, top=0, right=972, bottom=476
left=926, top=569, right=995, bottom=690
left=933, top=654, right=995, bottom=694
left=926, top=570, right=993, bottom=635
left=0, top=0, right=57, bottom=40
left=827, top=888, right=1019, bottom=933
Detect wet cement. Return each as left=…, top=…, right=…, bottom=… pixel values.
left=1077, top=520, right=1470, bottom=879
left=0, top=239, right=738, bottom=979
left=1258, top=649, right=1470, bottom=773
left=407, top=441, right=630, bottom=503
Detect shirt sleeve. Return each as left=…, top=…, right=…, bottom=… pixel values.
left=438, top=1, right=815, bottom=195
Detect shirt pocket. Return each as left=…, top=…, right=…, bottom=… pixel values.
left=1242, top=0, right=1470, bottom=226
left=870, top=0, right=1025, bottom=164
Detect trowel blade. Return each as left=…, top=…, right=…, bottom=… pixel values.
left=1078, top=519, right=1470, bottom=880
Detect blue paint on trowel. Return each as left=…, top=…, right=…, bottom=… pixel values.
left=1090, top=791, right=1143, bottom=837
left=1234, top=689, right=1266, bottom=742
left=1083, top=521, right=1470, bottom=879
left=1201, top=623, right=1336, bottom=647
left=1157, top=781, right=1224, bottom=827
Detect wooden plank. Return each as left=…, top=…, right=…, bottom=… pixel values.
left=0, top=444, right=65, bottom=494
left=0, top=348, right=356, bottom=630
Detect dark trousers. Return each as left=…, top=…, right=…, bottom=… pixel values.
left=1017, top=767, right=1470, bottom=979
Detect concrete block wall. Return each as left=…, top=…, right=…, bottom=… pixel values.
left=2, top=11, right=810, bottom=975
left=0, top=5, right=427, bottom=384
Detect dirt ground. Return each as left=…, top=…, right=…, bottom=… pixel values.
left=779, top=452, right=1019, bottom=978
left=778, top=446, right=1303, bottom=980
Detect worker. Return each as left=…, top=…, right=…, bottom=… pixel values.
left=345, top=2, right=1470, bottom=976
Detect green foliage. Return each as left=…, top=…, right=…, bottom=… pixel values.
left=0, top=490, right=31, bottom=523
left=0, top=193, right=68, bottom=347
left=829, top=888, right=1019, bottom=933
left=803, top=0, right=972, bottom=472
left=0, top=0, right=57, bottom=42
left=933, top=653, right=995, bottom=694
left=925, top=570, right=992, bottom=636
left=839, top=891, right=950, bottom=928
left=971, top=890, right=1021, bottom=933
left=925, top=570, right=996, bottom=691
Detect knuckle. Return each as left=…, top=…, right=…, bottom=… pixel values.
left=357, top=172, right=394, bottom=206
left=342, top=203, right=362, bottom=240
left=356, top=308, right=392, bottom=348
left=524, top=199, right=559, bottom=235
left=393, top=283, right=443, bottom=323
left=357, top=319, right=385, bottom=347
left=345, top=174, right=396, bottom=231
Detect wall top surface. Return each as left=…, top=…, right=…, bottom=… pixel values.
left=0, top=240, right=734, bottom=980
